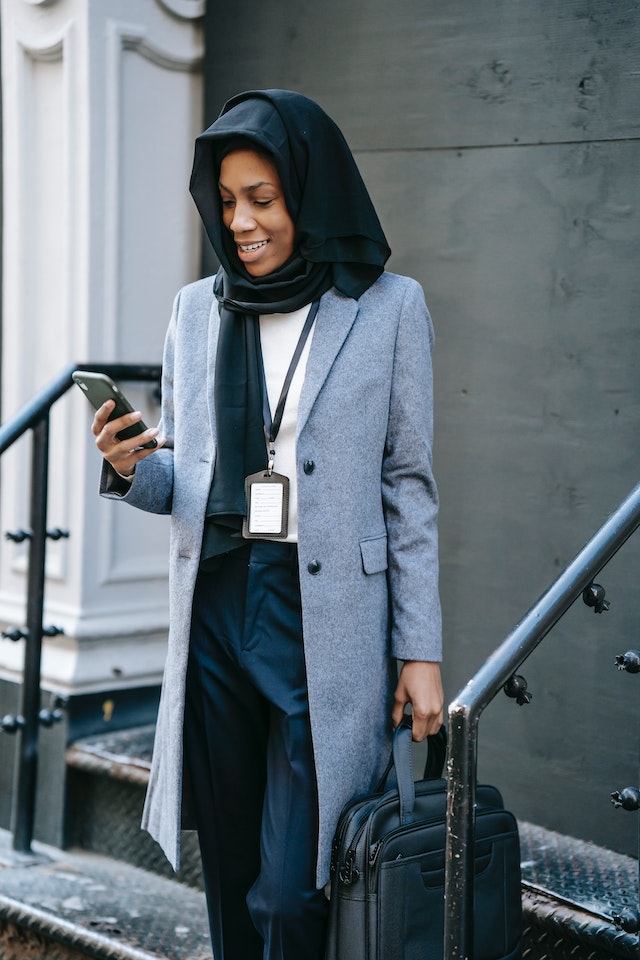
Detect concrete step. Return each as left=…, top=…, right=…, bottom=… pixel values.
left=0, top=829, right=211, bottom=960
left=65, top=726, right=203, bottom=890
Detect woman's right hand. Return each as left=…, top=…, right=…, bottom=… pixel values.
left=92, top=400, right=165, bottom=478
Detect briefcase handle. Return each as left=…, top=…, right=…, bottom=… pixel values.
left=393, top=722, right=417, bottom=825
left=377, top=720, right=447, bottom=827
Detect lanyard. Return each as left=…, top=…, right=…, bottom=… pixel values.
left=259, top=300, right=320, bottom=468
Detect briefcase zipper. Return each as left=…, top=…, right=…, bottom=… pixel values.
left=338, top=817, right=371, bottom=885
left=339, top=796, right=434, bottom=886
left=339, top=848, right=360, bottom=885
left=342, top=821, right=406, bottom=885
left=369, top=839, right=384, bottom=868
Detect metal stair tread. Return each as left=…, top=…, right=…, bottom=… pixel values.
left=519, top=820, right=639, bottom=958
left=0, top=829, right=211, bottom=960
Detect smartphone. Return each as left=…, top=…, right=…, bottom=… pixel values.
left=72, top=370, right=158, bottom=449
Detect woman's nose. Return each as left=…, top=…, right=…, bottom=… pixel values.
left=229, top=201, right=256, bottom=234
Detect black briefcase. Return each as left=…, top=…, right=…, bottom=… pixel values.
left=325, top=721, right=522, bottom=960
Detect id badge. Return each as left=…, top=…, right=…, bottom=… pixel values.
left=242, top=471, right=289, bottom=539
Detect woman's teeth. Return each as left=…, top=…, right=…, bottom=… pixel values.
left=240, top=240, right=268, bottom=252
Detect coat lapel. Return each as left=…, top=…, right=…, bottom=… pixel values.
left=297, top=289, right=359, bottom=436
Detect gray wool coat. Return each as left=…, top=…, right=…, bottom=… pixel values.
left=100, top=270, right=442, bottom=888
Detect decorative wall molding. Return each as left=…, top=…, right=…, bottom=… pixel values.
left=16, top=36, right=63, bottom=61
left=102, top=17, right=202, bottom=362
left=7, top=21, right=78, bottom=584
left=121, top=30, right=204, bottom=73
left=155, top=0, right=205, bottom=21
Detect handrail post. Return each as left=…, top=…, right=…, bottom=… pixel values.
left=443, top=479, right=640, bottom=959
left=444, top=705, right=478, bottom=958
left=11, top=416, right=50, bottom=852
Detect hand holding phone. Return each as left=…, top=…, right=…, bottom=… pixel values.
left=73, top=370, right=158, bottom=450
left=74, top=370, right=164, bottom=479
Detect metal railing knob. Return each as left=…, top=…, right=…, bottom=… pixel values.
left=610, top=787, right=640, bottom=811
left=1, top=714, right=25, bottom=734
left=42, top=625, right=64, bottom=637
left=5, top=528, right=69, bottom=541
left=503, top=674, right=533, bottom=705
left=38, top=708, right=64, bottom=728
left=4, top=529, right=32, bottom=543
left=582, top=582, right=610, bottom=613
left=2, top=627, right=29, bottom=642
left=46, top=528, right=70, bottom=541
left=614, top=650, right=640, bottom=673
left=612, top=908, right=640, bottom=934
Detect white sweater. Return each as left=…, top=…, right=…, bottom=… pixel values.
left=258, top=303, right=314, bottom=542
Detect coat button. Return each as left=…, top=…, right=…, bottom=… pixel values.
left=303, top=459, right=315, bottom=475
left=307, top=559, right=321, bottom=575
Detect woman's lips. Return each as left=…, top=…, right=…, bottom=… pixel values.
left=236, top=239, right=270, bottom=263
left=238, top=240, right=268, bottom=252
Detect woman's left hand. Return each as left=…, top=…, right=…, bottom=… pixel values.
left=392, top=661, right=444, bottom=741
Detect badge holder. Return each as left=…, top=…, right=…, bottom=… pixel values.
left=242, top=300, right=318, bottom=542
left=242, top=466, right=290, bottom=540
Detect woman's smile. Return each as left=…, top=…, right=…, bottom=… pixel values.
left=236, top=238, right=270, bottom=264
left=219, top=149, right=296, bottom=277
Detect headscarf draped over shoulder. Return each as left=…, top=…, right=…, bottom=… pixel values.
left=189, top=89, right=390, bottom=310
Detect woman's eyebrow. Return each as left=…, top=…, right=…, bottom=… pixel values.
left=218, top=179, right=275, bottom=193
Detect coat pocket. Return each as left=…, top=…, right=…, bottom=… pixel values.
left=359, top=533, right=388, bottom=575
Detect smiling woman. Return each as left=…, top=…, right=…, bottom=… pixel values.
left=218, top=149, right=296, bottom=276
left=93, top=89, right=443, bottom=960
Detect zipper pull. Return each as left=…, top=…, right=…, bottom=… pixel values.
left=330, top=836, right=339, bottom=876
left=339, top=849, right=360, bottom=885
left=369, top=839, right=383, bottom=868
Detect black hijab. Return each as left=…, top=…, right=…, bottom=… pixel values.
left=190, top=89, right=391, bottom=312
left=192, top=90, right=390, bottom=562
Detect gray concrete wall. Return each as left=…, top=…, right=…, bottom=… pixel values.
left=203, top=2, right=640, bottom=855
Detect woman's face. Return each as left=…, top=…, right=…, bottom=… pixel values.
left=219, top=149, right=296, bottom=277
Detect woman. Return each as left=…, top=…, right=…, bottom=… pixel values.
left=94, top=90, right=443, bottom=960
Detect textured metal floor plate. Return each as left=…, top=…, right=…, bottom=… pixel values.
left=0, top=830, right=212, bottom=960
left=519, top=820, right=638, bottom=920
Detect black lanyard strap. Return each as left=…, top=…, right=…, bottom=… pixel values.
left=260, top=300, right=320, bottom=446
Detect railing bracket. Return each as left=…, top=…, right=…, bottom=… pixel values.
left=582, top=582, right=610, bottom=613
left=612, top=907, right=640, bottom=934
left=46, top=528, right=70, bottom=541
left=5, top=529, right=32, bottom=543
left=615, top=650, right=640, bottom=673
left=1, top=715, right=26, bottom=734
left=610, top=787, right=640, bottom=811
left=2, top=627, right=29, bottom=642
left=38, top=708, right=64, bottom=728
left=503, top=674, right=533, bottom=705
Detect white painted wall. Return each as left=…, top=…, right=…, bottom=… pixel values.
left=0, top=0, right=204, bottom=693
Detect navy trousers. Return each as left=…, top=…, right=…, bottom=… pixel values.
left=183, top=541, right=329, bottom=960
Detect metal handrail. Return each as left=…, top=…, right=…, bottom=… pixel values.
left=444, top=479, right=640, bottom=959
left=0, top=362, right=161, bottom=855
